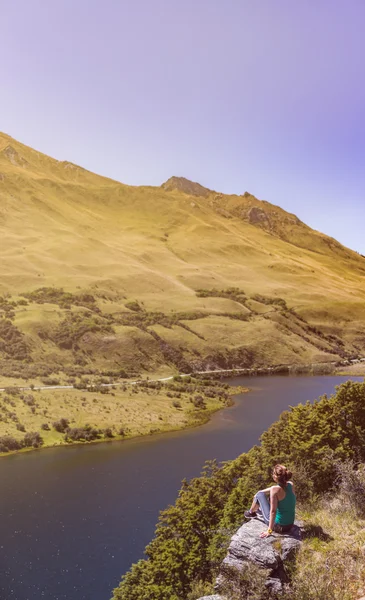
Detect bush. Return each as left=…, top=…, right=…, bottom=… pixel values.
left=41, top=377, right=61, bottom=386
left=23, top=394, right=35, bottom=406
left=193, top=395, right=206, bottom=409
left=51, top=313, right=114, bottom=350
left=251, top=293, right=287, bottom=309
left=186, top=579, right=214, bottom=600
left=53, top=418, right=70, bottom=433
left=195, top=287, right=246, bottom=305
left=22, top=287, right=96, bottom=310
left=65, top=425, right=101, bottom=442
left=104, top=427, right=114, bottom=438
left=23, top=431, right=43, bottom=448
left=0, top=320, right=30, bottom=360
left=4, top=386, right=20, bottom=396
left=335, top=459, right=365, bottom=517
left=0, top=435, right=22, bottom=452
left=41, top=423, right=50, bottom=431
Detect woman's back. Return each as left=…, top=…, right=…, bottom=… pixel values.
left=275, top=482, right=296, bottom=526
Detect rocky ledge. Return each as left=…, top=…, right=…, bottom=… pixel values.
left=198, top=519, right=302, bottom=599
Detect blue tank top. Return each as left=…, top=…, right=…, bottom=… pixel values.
left=275, top=482, right=296, bottom=526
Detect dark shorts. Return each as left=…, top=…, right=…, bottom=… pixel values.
left=274, top=523, right=293, bottom=534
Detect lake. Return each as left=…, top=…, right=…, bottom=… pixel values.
left=0, top=375, right=362, bottom=600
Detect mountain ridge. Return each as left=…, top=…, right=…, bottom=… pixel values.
left=0, top=131, right=365, bottom=383
left=0, top=129, right=362, bottom=264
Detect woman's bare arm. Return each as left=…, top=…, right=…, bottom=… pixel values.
left=259, top=485, right=274, bottom=493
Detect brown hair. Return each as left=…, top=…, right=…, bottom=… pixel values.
left=273, top=464, right=292, bottom=486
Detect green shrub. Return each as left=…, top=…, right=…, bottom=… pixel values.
left=22, top=287, right=97, bottom=310
left=251, top=293, right=287, bottom=309
left=53, top=418, right=70, bottom=433
left=51, top=312, right=114, bottom=350
left=23, top=431, right=43, bottom=448
left=195, top=287, right=246, bottom=305
left=0, top=435, right=22, bottom=452
left=335, top=459, right=365, bottom=517
left=65, top=425, right=101, bottom=442
left=103, top=427, right=114, bottom=438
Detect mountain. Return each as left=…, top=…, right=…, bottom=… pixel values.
left=1, top=131, right=365, bottom=382
left=161, top=176, right=212, bottom=197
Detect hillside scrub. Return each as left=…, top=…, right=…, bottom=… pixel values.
left=0, top=430, right=43, bottom=452
left=22, top=287, right=98, bottom=310
left=0, top=319, right=30, bottom=360
left=0, top=284, right=361, bottom=381
left=195, top=287, right=247, bottom=305
left=50, top=312, right=114, bottom=350
left=0, top=378, right=241, bottom=455
left=111, top=380, right=365, bottom=600
left=251, top=294, right=287, bottom=310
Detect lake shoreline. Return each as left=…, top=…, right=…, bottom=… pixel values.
left=0, top=357, right=361, bottom=392
left=0, top=385, right=248, bottom=459
left=1, top=358, right=363, bottom=460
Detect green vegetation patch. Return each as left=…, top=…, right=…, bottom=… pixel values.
left=111, top=380, right=365, bottom=600
left=251, top=293, right=287, bottom=309
left=0, top=319, right=30, bottom=360
left=196, top=287, right=247, bottom=305
left=48, top=312, right=114, bottom=350
left=22, top=287, right=98, bottom=311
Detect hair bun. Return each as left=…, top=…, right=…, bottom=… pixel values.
left=273, top=464, right=292, bottom=485
left=285, top=469, right=293, bottom=481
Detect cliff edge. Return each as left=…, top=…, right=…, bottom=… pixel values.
left=198, top=518, right=302, bottom=599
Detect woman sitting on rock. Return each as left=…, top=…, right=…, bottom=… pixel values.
left=244, top=464, right=296, bottom=538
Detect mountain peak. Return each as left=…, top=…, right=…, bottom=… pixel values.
left=161, top=176, right=212, bottom=197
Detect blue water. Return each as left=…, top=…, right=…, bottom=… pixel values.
left=0, top=375, right=362, bottom=600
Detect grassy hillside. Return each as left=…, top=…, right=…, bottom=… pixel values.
left=1, top=131, right=365, bottom=384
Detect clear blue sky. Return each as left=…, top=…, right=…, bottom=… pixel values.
left=1, top=1, right=364, bottom=252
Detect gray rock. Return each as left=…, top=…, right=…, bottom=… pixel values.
left=196, top=597, right=225, bottom=600
left=266, top=577, right=284, bottom=594
left=224, top=519, right=280, bottom=570
left=215, top=519, right=302, bottom=595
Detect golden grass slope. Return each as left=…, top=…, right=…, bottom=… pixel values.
left=1, top=131, right=365, bottom=378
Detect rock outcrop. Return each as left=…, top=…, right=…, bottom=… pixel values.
left=0, top=144, right=28, bottom=167
left=247, top=206, right=269, bottom=225
left=197, top=519, right=302, bottom=599
left=161, top=176, right=212, bottom=197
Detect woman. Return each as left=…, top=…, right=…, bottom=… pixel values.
left=244, top=464, right=296, bottom=538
